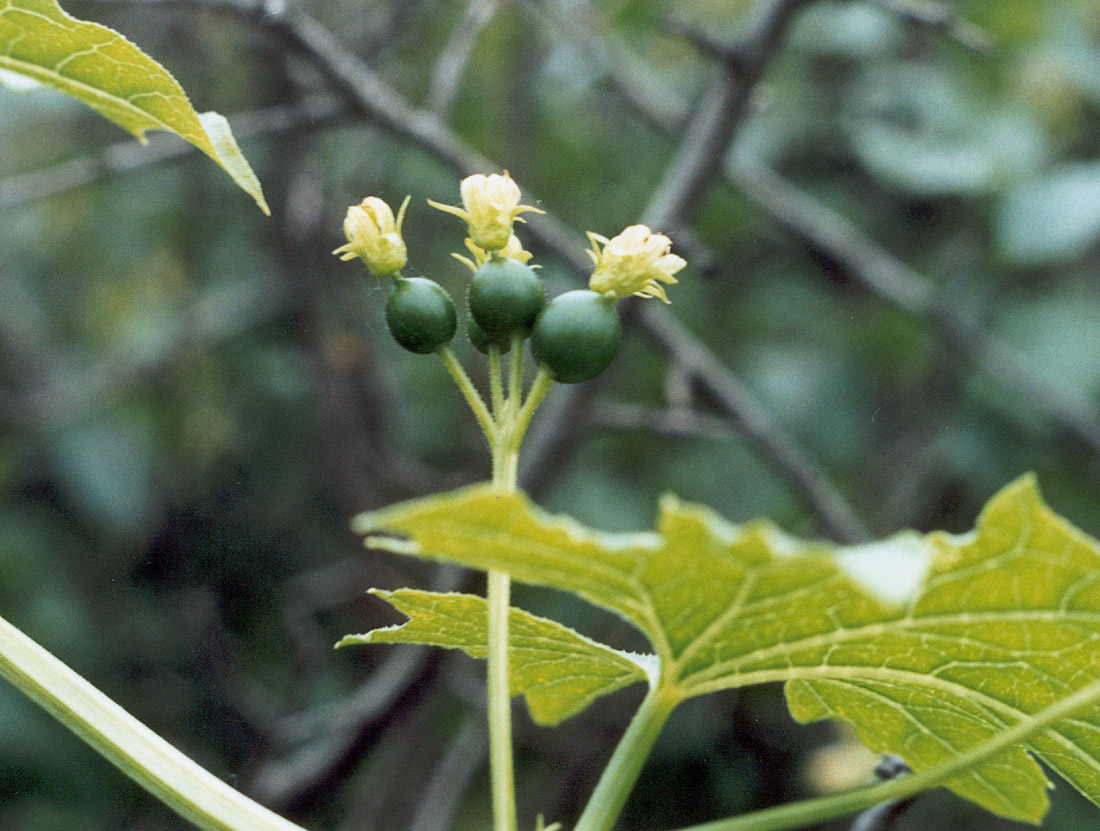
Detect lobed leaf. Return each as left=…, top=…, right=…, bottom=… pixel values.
left=353, top=477, right=1100, bottom=823
left=0, top=0, right=268, bottom=213
left=337, top=589, right=652, bottom=726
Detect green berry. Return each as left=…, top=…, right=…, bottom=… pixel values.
left=467, top=257, right=545, bottom=340
left=385, top=277, right=457, bottom=354
left=531, top=290, right=621, bottom=383
left=467, top=316, right=511, bottom=355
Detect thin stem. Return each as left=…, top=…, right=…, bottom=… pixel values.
left=513, top=366, right=554, bottom=450
left=489, top=345, right=505, bottom=419
left=444, top=332, right=554, bottom=831
left=487, top=372, right=520, bottom=831
left=674, top=673, right=1100, bottom=831
left=486, top=568, right=517, bottom=831
left=573, top=682, right=680, bottom=831
left=439, top=346, right=496, bottom=444
left=507, top=333, right=525, bottom=413
left=0, top=615, right=307, bottom=831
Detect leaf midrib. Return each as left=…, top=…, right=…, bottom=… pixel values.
left=792, top=669, right=1026, bottom=815
left=683, top=661, right=1100, bottom=783
left=0, top=55, right=203, bottom=144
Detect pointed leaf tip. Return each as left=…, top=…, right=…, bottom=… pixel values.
left=341, top=588, right=649, bottom=725
left=0, top=0, right=267, bottom=212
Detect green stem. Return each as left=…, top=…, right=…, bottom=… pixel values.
left=487, top=370, right=521, bottom=831
left=486, top=568, right=517, bottom=831
left=573, top=683, right=680, bottom=831
left=514, top=366, right=554, bottom=450
left=507, top=333, right=525, bottom=414
left=674, top=674, right=1100, bottom=831
left=0, top=614, right=308, bottom=831
left=443, top=334, right=556, bottom=831
left=489, top=345, right=505, bottom=419
left=439, top=346, right=496, bottom=445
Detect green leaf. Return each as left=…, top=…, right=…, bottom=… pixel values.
left=0, top=0, right=269, bottom=213
left=353, top=477, right=1100, bottom=823
left=338, top=589, right=652, bottom=726
left=996, top=162, right=1100, bottom=265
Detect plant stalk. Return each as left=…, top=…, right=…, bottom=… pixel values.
left=573, top=682, right=680, bottom=831
left=486, top=336, right=524, bottom=831
left=486, top=567, right=517, bottom=831
left=0, top=615, right=307, bottom=831
left=447, top=334, right=555, bottom=831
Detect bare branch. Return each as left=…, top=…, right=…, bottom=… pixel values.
left=538, top=0, right=869, bottom=541
left=868, top=0, right=993, bottom=54
left=592, top=402, right=744, bottom=442
left=848, top=756, right=915, bottom=831
left=426, top=0, right=499, bottom=117
left=251, top=566, right=463, bottom=810
left=530, top=0, right=688, bottom=132
left=644, top=0, right=815, bottom=231
left=639, top=304, right=872, bottom=543
left=730, top=159, right=1100, bottom=454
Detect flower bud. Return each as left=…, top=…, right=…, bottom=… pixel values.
left=333, top=195, right=410, bottom=278
left=429, top=172, right=543, bottom=252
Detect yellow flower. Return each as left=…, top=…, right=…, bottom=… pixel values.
left=586, top=225, right=686, bottom=303
left=333, top=195, right=410, bottom=277
left=429, top=172, right=544, bottom=251
left=452, top=234, right=535, bottom=272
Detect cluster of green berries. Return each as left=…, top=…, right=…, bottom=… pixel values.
left=334, top=173, right=685, bottom=384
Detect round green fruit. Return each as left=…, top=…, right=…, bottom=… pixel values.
left=531, top=290, right=621, bottom=383
left=385, top=277, right=457, bottom=354
left=467, top=316, right=511, bottom=355
left=467, top=257, right=545, bottom=340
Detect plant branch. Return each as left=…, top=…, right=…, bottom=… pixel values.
left=729, top=160, right=1100, bottom=455
left=643, top=0, right=813, bottom=232
left=408, top=716, right=488, bottom=831
left=426, top=0, right=499, bottom=116
left=867, top=0, right=993, bottom=54
left=639, top=304, right=871, bottom=543
left=0, top=93, right=345, bottom=211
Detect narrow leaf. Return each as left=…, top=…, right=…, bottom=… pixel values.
left=354, top=477, right=1100, bottom=823
left=338, top=589, right=652, bottom=726
left=0, top=0, right=269, bottom=213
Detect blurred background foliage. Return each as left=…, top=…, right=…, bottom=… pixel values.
left=2, top=0, right=1100, bottom=829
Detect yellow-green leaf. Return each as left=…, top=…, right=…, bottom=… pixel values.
left=353, top=477, right=1100, bottom=824
left=338, top=589, right=652, bottom=726
left=0, top=0, right=269, bottom=213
